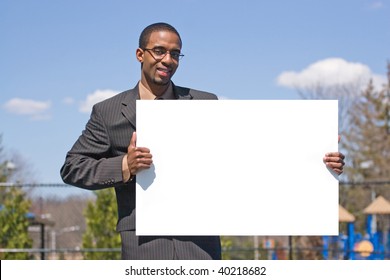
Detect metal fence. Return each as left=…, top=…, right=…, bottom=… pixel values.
left=1, top=246, right=388, bottom=260
left=1, top=181, right=389, bottom=260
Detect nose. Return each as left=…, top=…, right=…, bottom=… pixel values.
left=161, top=52, right=176, bottom=64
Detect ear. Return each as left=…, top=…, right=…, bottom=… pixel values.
left=136, top=48, right=144, bottom=63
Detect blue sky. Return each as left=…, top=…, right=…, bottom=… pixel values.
left=1, top=0, right=389, bottom=185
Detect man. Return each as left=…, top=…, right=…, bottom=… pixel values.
left=60, top=22, right=345, bottom=260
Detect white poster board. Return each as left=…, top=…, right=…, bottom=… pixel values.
left=136, top=100, right=339, bottom=236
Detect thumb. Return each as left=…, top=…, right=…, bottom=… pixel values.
left=129, top=132, right=137, bottom=149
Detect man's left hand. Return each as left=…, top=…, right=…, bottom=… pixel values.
left=323, top=152, right=345, bottom=175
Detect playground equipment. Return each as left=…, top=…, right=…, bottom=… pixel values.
left=322, top=205, right=355, bottom=259
left=362, top=195, right=390, bottom=259
left=323, top=196, right=390, bottom=260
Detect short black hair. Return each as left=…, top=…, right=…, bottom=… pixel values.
left=139, top=22, right=182, bottom=49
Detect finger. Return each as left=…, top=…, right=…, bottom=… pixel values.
left=325, top=152, right=345, bottom=159
left=134, top=151, right=152, bottom=159
left=326, top=162, right=344, bottom=174
left=326, top=162, right=344, bottom=169
left=324, top=156, right=344, bottom=163
left=136, top=157, right=153, bottom=165
left=135, top=147, right=151, bottom=154
left=129, top=132, right=137, bottom=149
left=331, top=168, right=343, bottom=175
left=130, top=159, right=153, bottom=174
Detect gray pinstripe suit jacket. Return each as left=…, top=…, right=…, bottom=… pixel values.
left=60, top=83, right=221, bottom=259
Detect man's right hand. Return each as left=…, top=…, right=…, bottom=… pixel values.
left=125, top=132, right=153, bottom=180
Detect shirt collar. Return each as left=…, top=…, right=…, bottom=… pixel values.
left=138, top=81, right=175, bottom=100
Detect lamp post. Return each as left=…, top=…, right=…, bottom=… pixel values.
left=253, top=236, right=259, bottom=260
left=0, top=160, right=16, bottom=184
left=360, top=160, right=376, bottom=234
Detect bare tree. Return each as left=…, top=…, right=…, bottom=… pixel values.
left=296, top=82, right=360, bottom=134
left=341, top=73, right=390, bottom=182
left=291, top=62, right=390, bottom=250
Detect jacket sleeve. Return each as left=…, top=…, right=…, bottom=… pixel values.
left=60, top=105, right=125, bottom=190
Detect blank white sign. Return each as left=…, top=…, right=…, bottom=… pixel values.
left=136, top=100, right=339, bottom=236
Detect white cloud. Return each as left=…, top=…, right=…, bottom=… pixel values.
left=30, top=114, right=51, bottom=121
left=79, top=89, right=118, bottom=113
left=276, top=58, right=386, bottom=91
left=370, top=1, right=384, bottom=9
left=62, top=97, right=75, bottom=105
left=3, top=98, right=51, bottom=120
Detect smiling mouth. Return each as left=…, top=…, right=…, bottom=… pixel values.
left=157, top=68, right=171, bottom=77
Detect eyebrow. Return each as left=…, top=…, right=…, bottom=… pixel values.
left=151, top=45, right=181, bottom=52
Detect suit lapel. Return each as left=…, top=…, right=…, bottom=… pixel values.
left=174, top=83, right=193, bottom=100
left=121, top=85, right=138, bottom=128
left=121, top=83, right=192, bottom=129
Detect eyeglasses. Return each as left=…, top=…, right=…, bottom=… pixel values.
left=143, top=47, right=184, bottom=61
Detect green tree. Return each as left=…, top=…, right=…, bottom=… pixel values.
left=220, top=236, right=233, bottom=260
left=0, top=187, right=33, bottom=260
left=82, top=188, right=121, bottom=259
left=0, top=136, right=33, bottom=259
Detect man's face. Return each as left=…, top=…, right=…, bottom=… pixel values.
left=136, top=30, right=181, bottom=95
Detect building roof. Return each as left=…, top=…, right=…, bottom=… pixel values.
left=363, top=196, right=390, bottom=215
left=27, top=213, right=55, bottom=226
left=0, top=205, right=55, bottom=226
left=339, top=205, right=355, bottom=222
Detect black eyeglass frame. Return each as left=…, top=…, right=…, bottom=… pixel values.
left=143, top=47, right=184, bottom=61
